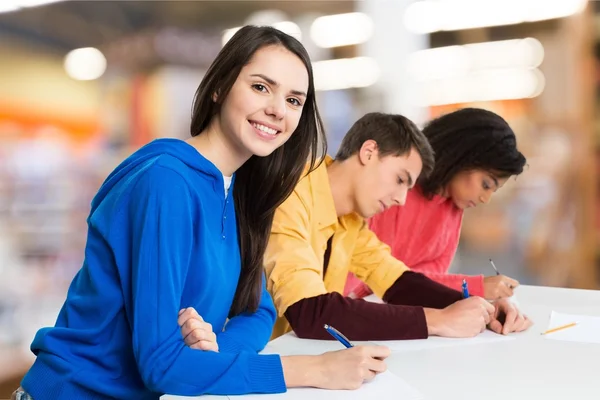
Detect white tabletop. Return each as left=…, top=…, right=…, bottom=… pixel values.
left=163, top=285, right=600, bottom=400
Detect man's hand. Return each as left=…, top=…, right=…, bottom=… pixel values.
left=487, top=298, right=533, bottom=335
left=425, top=297, right=495, bottom=338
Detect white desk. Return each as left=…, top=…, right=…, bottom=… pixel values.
left=163, top=285, right=600, bottom=400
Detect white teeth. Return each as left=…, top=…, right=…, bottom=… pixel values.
left=252, top=122, right=278, bottom=135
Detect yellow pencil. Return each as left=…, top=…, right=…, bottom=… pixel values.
left=541, top=322, right=578, bottom=335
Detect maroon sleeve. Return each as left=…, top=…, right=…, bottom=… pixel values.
left=383, top=271, right=463, bottom=308
left=284, top=292, right=428, bottom=341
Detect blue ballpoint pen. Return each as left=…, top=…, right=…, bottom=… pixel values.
left=462, top=279, right=470, bottom=299
left=324, top=324, right=354, bottom=348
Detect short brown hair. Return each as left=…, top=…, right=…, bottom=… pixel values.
left=335, top=112, right=434, bottom=177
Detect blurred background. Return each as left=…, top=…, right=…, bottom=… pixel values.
left=1, top=0, right=599, bottom=394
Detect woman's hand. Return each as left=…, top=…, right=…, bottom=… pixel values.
left=178, top=307, right=219, bottom=352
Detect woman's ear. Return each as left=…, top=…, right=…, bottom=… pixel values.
left=212, top=89, right=221, bottom=103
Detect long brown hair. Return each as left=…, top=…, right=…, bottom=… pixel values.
left=190, top=25, right=327, bottom=316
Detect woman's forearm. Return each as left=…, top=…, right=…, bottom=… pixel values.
left=280, top=355, right=322, bottom=388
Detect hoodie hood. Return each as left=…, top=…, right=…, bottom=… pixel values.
left=91, top=138, right=227, bottom=213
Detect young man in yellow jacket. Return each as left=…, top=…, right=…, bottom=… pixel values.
left=264, top=112, right=532, bottom=341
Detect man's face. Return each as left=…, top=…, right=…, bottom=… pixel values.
left=353, top=142, right=423, bottom=218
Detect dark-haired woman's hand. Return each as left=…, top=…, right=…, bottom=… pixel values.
left=483, top=275, right=519, bottom=300
left=178, top=307, right=219, bottom=352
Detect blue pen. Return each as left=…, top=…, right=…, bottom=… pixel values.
left=462, top=279, right=470, bottom=298
left=324, top=324, right=354, bottom=348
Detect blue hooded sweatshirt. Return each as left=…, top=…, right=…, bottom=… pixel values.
left=21, top=138, right=286, bottom=399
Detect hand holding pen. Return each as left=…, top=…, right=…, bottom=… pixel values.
left=427, top=282, right=495, bottom=338
left=482, top=258, right=519, bottom=300
left=321, top=324, right=390, bottom=384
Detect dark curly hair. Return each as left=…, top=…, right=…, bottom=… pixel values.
left=419, top=108, right=526, bottom=198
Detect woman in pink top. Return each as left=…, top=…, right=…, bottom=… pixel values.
left=344, top=108, right=526, bottom=300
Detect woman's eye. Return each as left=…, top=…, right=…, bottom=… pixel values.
left=483, top=181, right=490, bottom=190
left=252, top=84, right=267, bottom=92
left=287, top=98, right=302, bottom=106
left=398, top=177, right=405, bottom=185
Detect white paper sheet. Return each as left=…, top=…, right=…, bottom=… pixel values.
left=372, top=329, right=515, bottom=352
left=227, top=371, right=422, bottom=400
left=543, top=310, right=600, bottom=344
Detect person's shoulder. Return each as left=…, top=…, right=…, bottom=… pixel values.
left=152, top=154, right=194, bottom=177
left=293, top=170, right=314, bottom=198
left=374, top=203, right=402, bottom=221
left=135, top=155, right=194, bottom=195
left=299, top=159, right=326, bottom=186
left=408, top=185, right=429, bottom=203
left=286, top=160, right=325, bottom=205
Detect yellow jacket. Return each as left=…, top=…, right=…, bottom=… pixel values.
left=264, top=157, right=410, bottom=338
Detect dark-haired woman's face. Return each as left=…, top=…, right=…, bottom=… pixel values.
left=446, top=169, right=509, bottom=209
left=217, top=45, right=309, bottom=159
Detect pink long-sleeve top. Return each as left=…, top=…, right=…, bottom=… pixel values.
left=344, top=186, right=485, bottom=298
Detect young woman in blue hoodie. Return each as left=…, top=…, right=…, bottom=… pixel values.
left=15, top=26, right=390, bottom=400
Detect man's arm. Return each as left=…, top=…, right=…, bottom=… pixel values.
left=383, top=271, right=462, bottom=308
left=284, top=292, right=429, bottom=341
left=264, top=189, right=329, bottom=316
left=350, top=222, right=463, bottom=308
left=421, top=270, right=485, bottom=298
left=265, top=193, right=429, bottom=341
